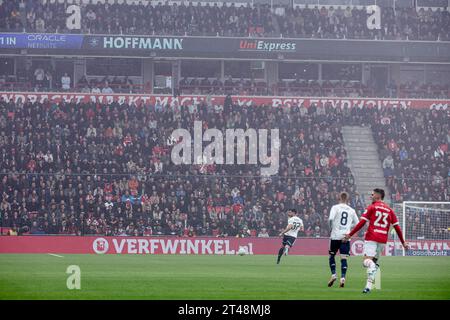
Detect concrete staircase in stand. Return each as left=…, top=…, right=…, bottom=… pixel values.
left=341, top=126, right=391, bottom=206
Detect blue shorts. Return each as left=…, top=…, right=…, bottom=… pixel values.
left=329, top=239, right=350, bottom=256
left=282, top=235, right=296, bottom=247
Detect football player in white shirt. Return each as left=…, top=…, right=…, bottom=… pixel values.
left=327, top=192, right=359, bottom=287
left=277, top=209, right=304, bottom=264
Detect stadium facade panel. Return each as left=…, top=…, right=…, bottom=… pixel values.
left=1, top=33, right=449, bottom=63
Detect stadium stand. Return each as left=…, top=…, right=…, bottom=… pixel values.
left=0, top=96, right=448, bottom=238
left=1, top=1, right=449, bottom=40
left=0, top=96, right=362, bottom=237
left=0, top=0, right=448, bottom=238
left=371, top=106, right=449, bottom=203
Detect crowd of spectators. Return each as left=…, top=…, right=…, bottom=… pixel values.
left=179, top=77, right=375, bottom=97
left=178, top=76, right=269, bottom=96
left=396, top=81, right=450, bottom=99
left=1, top=1, right=275, bottom=37
left=1, top=1, right=449, bottom=41
left=0, top=73, right=142, bottom=94
left=370, top=105, right=449, bottom=204
left=177, top=77, right=450, bottom=99
left=372, top=106, right=449, bottom=240
left=0, top=94, right=448, bottom=239
left=277, top=5, right=450, bottom=41
left=0, top=95, right=367, bottom=237
left=77, top=75, right=140, bottom=93
left=0, top=1, right=448, bottom=239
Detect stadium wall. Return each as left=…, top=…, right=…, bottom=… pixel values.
left=0, top=236, right=448, bottom=256
left=1, top=92, right=449, bottom=109
left=2, top=33, right=450, bottom=62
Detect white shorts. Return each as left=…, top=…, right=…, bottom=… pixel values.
left=363, top=241, right=385, bottom=259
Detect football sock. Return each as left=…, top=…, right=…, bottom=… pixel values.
left=363, top=259, right=377, bottom=289
left=329, top=255, right=336, bottom=275
left=341, top=259, right=348, bottom=278
left=277, top=247, right=284, bottom=263
left=365, top=278, right=373, bottom=290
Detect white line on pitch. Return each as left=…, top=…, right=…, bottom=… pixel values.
left=48, top=253, right=64, bottom=258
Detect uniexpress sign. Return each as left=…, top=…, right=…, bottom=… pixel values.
left=239, top=39, right=296, bottom=52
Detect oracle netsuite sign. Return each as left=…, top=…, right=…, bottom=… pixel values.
left=96, top=36, right=183, bottom=50
left=0, top=33, right=83, bottom=49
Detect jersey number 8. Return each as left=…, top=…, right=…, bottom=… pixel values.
left=340, top=211, right=348, bottom=226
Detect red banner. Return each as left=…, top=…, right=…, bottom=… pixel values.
left=1, top=92, right=449, bottom=109
left=0, top=236, right=448, bottom=256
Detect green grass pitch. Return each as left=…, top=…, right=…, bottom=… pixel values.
left=0, top=254, right=449, bottom=300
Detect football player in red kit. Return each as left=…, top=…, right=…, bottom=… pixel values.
left=343, top=188, right=410, bottom=293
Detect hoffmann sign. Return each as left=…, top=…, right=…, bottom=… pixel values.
left=0, top=236, right=448, bottom=256
left=1, top=92, right=448, bottom=109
